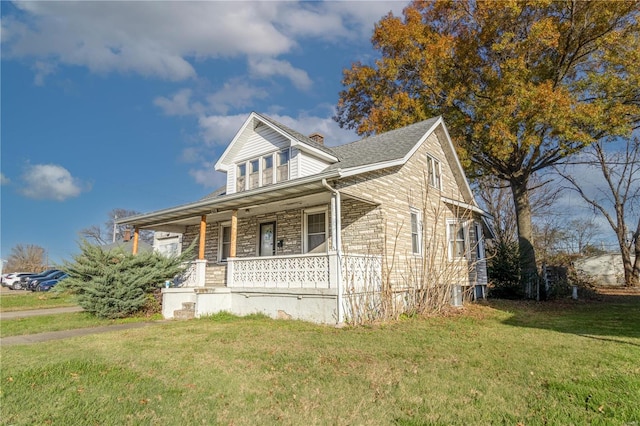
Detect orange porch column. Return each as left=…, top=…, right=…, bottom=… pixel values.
left=199, top=215, right=207, bottom=260
left=132, top=227, right=139, bottom=255
left=230, top=209, right=238, bottom=257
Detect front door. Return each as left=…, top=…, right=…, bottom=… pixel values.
left=259, top=222, right=276, bottom=256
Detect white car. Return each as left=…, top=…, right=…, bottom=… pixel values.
left=1, top=272, right=36, bottom=290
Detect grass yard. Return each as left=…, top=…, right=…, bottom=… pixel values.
left=0, top=292, right=77, bottom=312
left=0, top=312, right=160, bottom=338
left=1, top=296, right=639, bottom=425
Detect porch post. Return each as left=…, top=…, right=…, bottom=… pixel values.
left=194, top=215, right=208, bottom=287
left=132, top=227, right=139, bottom=255
left=199, top=215, right=207, bottom=260
left=230, top=209, right=238, bottom=257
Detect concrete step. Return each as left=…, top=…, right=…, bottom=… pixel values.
left=173, top=309, right=195, bottom=320
left=173, top=301, right=195, bottom=320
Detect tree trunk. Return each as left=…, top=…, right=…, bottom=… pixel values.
left=510, top=178, right=540, bottom=299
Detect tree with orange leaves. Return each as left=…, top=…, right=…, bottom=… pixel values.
left=335, top=0, right=640, bottom=296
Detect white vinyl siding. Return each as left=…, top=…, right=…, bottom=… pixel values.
left=299, top=151, right=331, bottom=177
left=235, top=127, right=288, bottom=162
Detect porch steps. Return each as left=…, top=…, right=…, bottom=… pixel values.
left=173, top=302, right=196, bottom=320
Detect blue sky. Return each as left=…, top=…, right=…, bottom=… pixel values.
left=1, top=1, right=407, bottom=264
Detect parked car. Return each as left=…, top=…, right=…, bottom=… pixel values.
left=19, top=269, right=60, bottom=289
left=27, top=270, right=65, bottom=291
left=35, top=274, right=68, bottom=292
left=2, top=272, right=37, bottom=290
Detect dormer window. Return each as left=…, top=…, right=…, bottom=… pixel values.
left=235, top=148, right=289, bottom=193
left=249, top=159, right=260, bottom=189
left=263, top=155, right=273, bottom=185
left=237, top=164, right=246, bottom=192
left=277, top=149, right=290, bottom=183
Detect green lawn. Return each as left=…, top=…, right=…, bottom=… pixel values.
left=2, top=296, right=639, bottom=425
left=0, top=292, right=77, bottom=312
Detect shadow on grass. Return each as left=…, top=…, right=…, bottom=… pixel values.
left=491, top=292, right=640, bottom=344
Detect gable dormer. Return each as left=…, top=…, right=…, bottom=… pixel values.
left=215, top=113, right=338, bottom=195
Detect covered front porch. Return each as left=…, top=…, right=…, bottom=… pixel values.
left=120, top=175, right=382, bottom=323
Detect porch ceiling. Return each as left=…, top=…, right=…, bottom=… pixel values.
left=118, top=176, right=340, bottom=231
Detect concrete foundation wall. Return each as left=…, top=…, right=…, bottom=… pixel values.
left=163, top=287, right=338, bottom=324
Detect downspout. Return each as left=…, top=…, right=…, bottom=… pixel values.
left=322, top=178, right=343, bottom=324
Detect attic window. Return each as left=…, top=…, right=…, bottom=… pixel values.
left=427, top=155, right=441, bottom=190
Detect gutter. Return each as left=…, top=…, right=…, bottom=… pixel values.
left=322, top=178, right=344, bottom=325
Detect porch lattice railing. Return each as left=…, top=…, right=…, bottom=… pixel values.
left=227, top=253, right=331, bottom=289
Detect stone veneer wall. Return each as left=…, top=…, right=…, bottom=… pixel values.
left=336, top=130, right=481, bottom=288
left=181, top=204, right=336, bottom=262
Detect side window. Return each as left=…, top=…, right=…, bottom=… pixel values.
left=237, top=164, right=246, bottom=192
left=277, top=149, right=290, bottom=183
left=448, top=221, right=467, bottom=260
left=475, top=223, right=484, bottom=259
left=427, top=155, right=441, bottom=189
left=410, top=208, right=421, bottom=255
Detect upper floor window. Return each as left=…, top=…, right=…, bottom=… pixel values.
left=410, top=208, right=422, bottom=255
left=237, top=164, right=246, bottom=192
left=235, top=148, right=290, bottom=192
left=263, top=155, right=273, bottom=185
left=249, top=159, right=260, bottom=189
left=427, top=155, right=441, bottom=189
left=277, top=149, right=290, bottom=183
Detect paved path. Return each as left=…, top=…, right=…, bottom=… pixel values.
left=0, top=306, right=85, bottom=320
left=1, top=305, right=163, bottom=347
left=1, top=322, right=158, bottom=347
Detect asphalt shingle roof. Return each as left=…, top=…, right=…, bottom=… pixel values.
left=326, top=116, right=440, bottom=171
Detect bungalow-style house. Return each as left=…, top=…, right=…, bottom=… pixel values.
left=118, top=112, right=491, bottom=324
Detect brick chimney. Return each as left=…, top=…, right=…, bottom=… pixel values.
left=123, top=229, right=131, bottom=242
left=308, top=132, right=324, bottom=145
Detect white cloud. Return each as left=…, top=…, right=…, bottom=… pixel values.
left=154, top=89, right=202, bottom=116
left=0, top=173, right=10, bottom=185
left=189, top=165, right=227, bottom=189
left=198, top=114, right=249, bottom=146
left=2, top=1, right=404, bottom=86
left=20, top=164, right=89, bottom=201
left=206, top=79, right=270, bottom=115
left=248, top=57, right=312, bottom=91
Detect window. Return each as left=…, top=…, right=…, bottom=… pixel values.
left=475, top=223, right=484, bottom=259
left=410, top=209, right=421, bottom=255
left=304, top=210, right=327, bottom=253
left=237, top=164, right=246, bottom=192
left=448, top=221, right=467, bottom=259
left=277, top=149, right=290, bottom=182
left=220, top=225, right=231, bottom=261
left=262, top=155, right=273, bottom=185
left=427, top=155, right=441, bottom=189
left=249, top=159, right=260, bottom=189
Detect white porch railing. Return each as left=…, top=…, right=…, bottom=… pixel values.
left=227, top=253, right=332, bottom=289
left=341, top=254, right=383, bottom=293
left=226, top=253, right=383, bottom=291
left=174, top=260, right=207, bottom=287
